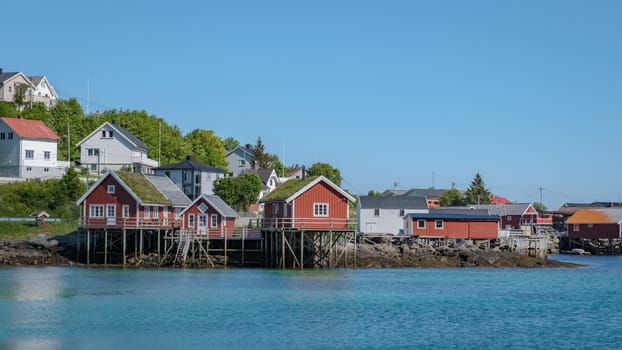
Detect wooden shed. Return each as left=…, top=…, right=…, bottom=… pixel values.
left=178, top=194, right=238, bottom=238
left=405, top=209, right=500, bottom=240
left=566, top=208, right=622, bottom=239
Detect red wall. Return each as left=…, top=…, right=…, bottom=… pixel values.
left=292, top=181, right=349, bottom=229
left=568, top=223, right=620, bottom=239
left=411, top=219, right=499, bottom=239
left=182, top=197, right=236, bottom=237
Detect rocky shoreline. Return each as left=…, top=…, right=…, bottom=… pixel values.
left=0, top=236, right=579, bottom=268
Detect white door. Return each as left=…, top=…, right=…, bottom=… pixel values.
left=106, top=204, right=116, bottom=225
left=198, top=214, right=208, bottom=234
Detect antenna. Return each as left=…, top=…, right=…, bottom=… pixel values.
left=432, top=171, right=435, bottom=189
left=86, top=76, right=90, bottom=115
left=158, top=121, right=162, bottom=165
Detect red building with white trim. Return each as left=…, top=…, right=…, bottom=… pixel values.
left=405, top=209, right=499, bottom=239
left=178, top=194, right=238, bottom=238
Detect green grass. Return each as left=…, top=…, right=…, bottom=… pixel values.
left=0, top=220, right=78, bottom=240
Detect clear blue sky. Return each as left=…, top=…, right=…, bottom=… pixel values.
left=4, top=1, right=622, bottom=208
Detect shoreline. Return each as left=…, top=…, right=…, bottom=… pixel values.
left=0, top=237, right=580, bottom=268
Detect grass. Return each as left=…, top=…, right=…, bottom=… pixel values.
left=0, top=220, right=78, bottom=240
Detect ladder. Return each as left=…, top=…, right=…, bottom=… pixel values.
left=175, top=233, right=192, bottom=266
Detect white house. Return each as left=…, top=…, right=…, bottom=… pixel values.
left=153, top=156, right=226, bottom=200
left=244, top=168, right=280, bottom=200
left=0, top=69, right=58, bottom=108
left=28, top=76, right=59, bottom=107
left=0, top=117, right=69, bottom=179
left=357, top=195, right=429, bottom=235
left=225, top=145, right=254, bottom=177
left=76, top=121, right=158, bottom=176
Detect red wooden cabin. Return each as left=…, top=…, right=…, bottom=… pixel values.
left=178, top=194, right=238, bottom=238
left=76, top=171, right=190, bottom=228
left=260, top=176, right=356, bottom=230
left=566, top=208, right=622, bottom=239
left=405, top=210, right=499, bottom=239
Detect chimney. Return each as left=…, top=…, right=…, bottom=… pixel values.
left=186, top=155, right=192, bottom=161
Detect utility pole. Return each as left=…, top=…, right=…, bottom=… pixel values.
left=539, top=187, right=543, bottom=205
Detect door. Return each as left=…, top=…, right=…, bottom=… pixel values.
left=198, top=214, right=208, bottom=235
left=106, top=204, right=116, bottom=226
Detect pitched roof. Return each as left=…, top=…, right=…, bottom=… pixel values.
left=29, top=76, right=43, bottom=85
left=260, top=176, right=356, bottom=203
left=76, top=171, right=172, bottom=206
left=359, top=195, right=428, bottom=210
left=76, top=121, right=149, bottom=151
left=0, top=72, right=20, bottom=84
left=243, top=169, right=277, bottom=188
left=144, top=175, right=191, bottom=207
left=407, top=210, right=498, bottom=221
left=226, top=145, right=254, bottom=158
left=566, top=208, right=622, bottom=224
left=467, top=203, right=532, bottom=216
left=116, top=171, right=170, bottom=204
left=180, top=194, right=238, bottom=218
left=431, top=208, right=491, bottom=216
left=490, top=194, right=512, bottom=204
left=403, top=188, right=449, bottom=199
left=0, top=117, right=60, bottom=140
left=154, top=157, right=225, bottom=174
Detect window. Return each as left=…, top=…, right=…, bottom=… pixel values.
left=163, top=207, right=168, bottom=219
left=44, top=151, right=50, bottom=160
left=573, top=224, right=579, bottom=232
left=507, top=216, right=512, bottom=220
left=108, top=131, right=113, bottom=138
left=26, top=167, right=32, bottom=172
left=435, top=220, right=444, bottom=229
left=153, top=207, right=159, bottom=219
left=199, top=215, right=207, bottom=228
left=165, top=171, right=171, bottom=178
left=195, top=173, right=200, bottom=184
left=587, top=223, right=593, bottom=228
left=188, top=214, right=195, bottom=228
left=87, top=148, right=99, bottom=156
left=175, top=208, right=181, bottom=219
left=122, top=205, right=130, bottom=218
left=239, top=159, right=246, bottom=167
left=8, top=132, right=12, bottom=140
left=211, top=214, right=218, bottom=228
left=144, top=207, right=150, bottom=219
left=107, top=185, right=115, bottom=194
left=25, top=150, right=34, bottom=159
left=198, top=203, right=208, bottom=213
left=373, top=208, right=380, bottom=216
left=399, top=209, right=405, bottom=217
left=8, top=86, right=12, bottom=93
left=107, top=205, right=115, bottom=217
left=43, top=168, right=49, bottom=173
left=102, top=130, right=107, bottom=138
left=38, top=91, right=42, bottom=96
left=417, top=220, right=426, bottom=229
left=90, top=164, right=97, bottom=171
left=314, top=203, right=328, bottom=217
left=0, top=132, right=4, bottom=140
left=89, top=205, right=104, bottom=217
left=283, top=203, right=288, bottom=217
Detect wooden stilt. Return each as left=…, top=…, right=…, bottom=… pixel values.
left=139, top=230, right=144, bottom=260
left=224, top=233, right=228, bottom=268
left=86, top=229, right=91, bottom=265
left=104, top=229, right=108, bottom=266
left=123, top=228, right=127, bottom=266
left=157, top=229, right=161, bottom=264
left=300, top=231, right=304, bottom=270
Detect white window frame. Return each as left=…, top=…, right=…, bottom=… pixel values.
left=25, top=150, right=34, bottom=159
left=211, top=214, right=218, bottom=228
left=106, top=204, right=116, bottom=218
left=417, top=220, right=426, bottom=229
left=199, top=214, right=208, bottom=229
left=153, top=207, right=159, bottom=219
left=144, top=206, right=150, bottom=219
left=313, top=203, right=329, bottom=217
left=188, top=214, right=195, bottom=228
left=89, top=205, right=104, bottom=218
left=90, top=164, right=97, bottom=171
left=373, top=208, right=380, bottom=217
left=44, top=151, right=50, bottom=160
left=107, top=185, right=115, bottom=194
left=163, top=207, right=169, bottom=219
left=283, top=203, right=288, bottom=217
left=435, top=220, right=444, bottom=229
left=26, top=167, right=32, bottom=172
left=43, top=168, right=49, bottom=173
left=122, top=205, right=130, bottom=218
left=573, top=224, right=579, bottom=231
left=587, top=223, right=593, bottom=228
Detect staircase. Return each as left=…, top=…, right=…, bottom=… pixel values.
left=174, top=232, right=192, bottom=266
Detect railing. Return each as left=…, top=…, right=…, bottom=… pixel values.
left=176, top=227, right=261, bottom=239
left=79, top=217, right=182, bottom=228
left=249, top=217, right=357, bottom=230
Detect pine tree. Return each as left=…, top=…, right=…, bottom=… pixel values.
left=251, top=137, right=272, bottom=169
left=464, top=173, right=491, bottom=205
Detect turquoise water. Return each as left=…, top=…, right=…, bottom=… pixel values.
left=1, top=255, right=622, bottom=349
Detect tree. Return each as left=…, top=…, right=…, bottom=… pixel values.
left=439, top=188, right=466, bottom=207
left=464, top=173, right=492, bottom=205
left=251, top=137, right=271, bottom=169
left=13, top=83, right=28, bottom=111
left=183, top=129, right=228, bottom=170
left=223, top=137, right=240, bottom=152
left=213, top=173, right=262, bottom=211
left=269, top=154, right=291, bottom=177
left=367, top=190, right=382, bottom=196
left=0, top=101, right=18, bottom=117
left=533, top=202, right=547, bottom=214
left=307, top=162, right=341, bottom=186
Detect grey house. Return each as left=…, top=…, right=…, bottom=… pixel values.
left=225, top=145, right=254, bottom=177
left=153, top=156, right=226, bottom=200
left=357, top=195, right=429, bottom=235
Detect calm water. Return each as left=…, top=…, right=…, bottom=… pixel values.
left=1, top=255, right=622, bottom=350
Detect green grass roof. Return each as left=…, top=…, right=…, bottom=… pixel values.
left=261, top=176, right=319, bottom=202
left=116, top=171, right=171, bottom=204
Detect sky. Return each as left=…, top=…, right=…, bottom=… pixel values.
left=3, top=1, right=622, bottom=209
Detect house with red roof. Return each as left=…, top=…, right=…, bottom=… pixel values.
left=0, top=117, right=69, bottom=179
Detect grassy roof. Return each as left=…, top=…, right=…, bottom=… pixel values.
left=261, top=176, right=319, bottom=202
left=116, top=171, right=171, bottom=204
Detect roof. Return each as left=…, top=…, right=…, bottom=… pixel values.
left=403, top=188, right=449, bottom=199
left=467, top=203, right=532, bottom=216
left=76, top=121, right=149, bottom=151
left=154, top=157, right=225, bottom=174
left=431, top=208, right=491, bottom=216
left=144, top=175, right=191, bottom=207
left=490, top=194, right=512, bottom=204
left=29, top=76, right=43, bottom=85
left=116, top=171, right=170, bottom=204
left=180, top=194, right=238, bottom=218
left=359, top=195, right=428, bottom=210
left=566, top=208, right=622, bottom=224
left=243, top=169, right=276, bottom=188
left=226, top=145, right=254, bottom=158
left=0, top=117, right=60, bottom=140
left=260, top=176, right=356, bottom=203
left=0, top=72, right=20, bottom=84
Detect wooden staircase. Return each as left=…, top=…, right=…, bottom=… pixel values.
left=174, top=233, right=192, bottom=267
